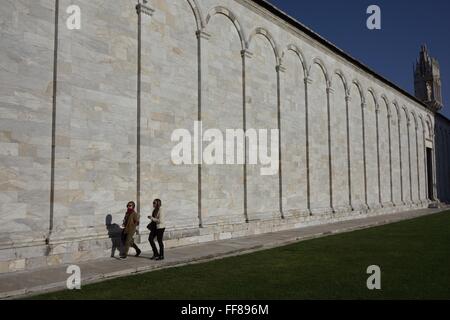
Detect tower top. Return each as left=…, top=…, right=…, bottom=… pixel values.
left=414, top=45, right=443, bottom=112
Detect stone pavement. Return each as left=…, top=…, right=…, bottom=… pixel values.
left=0, top=207, right=448, bottom=299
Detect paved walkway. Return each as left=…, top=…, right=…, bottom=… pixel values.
left=0, top=207, right=448, bottom=299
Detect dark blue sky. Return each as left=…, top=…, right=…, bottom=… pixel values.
left=267, top=0, right=450, bottom=118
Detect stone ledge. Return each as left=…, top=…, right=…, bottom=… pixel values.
left=0, top=204, right=434, bottom=274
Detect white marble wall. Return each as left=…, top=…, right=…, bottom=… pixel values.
left=0, top=0, right=442, bottom=273
left=0, top=0, right=54, bottom=247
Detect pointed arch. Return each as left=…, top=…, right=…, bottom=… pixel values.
left=247, top=27, right=280, bottom=64
left=205, top=6, right=246, bottom=50
left=365, top=87, right=381, bottom=207
left=402, top=105, right=411, bottom=123
left=380, top=94, right=392, bottom=117
left=307, top=57, right=332, bottom=213
left=310, top=57, right=330, bottom=84
left=331, top=69, right=349, bottom=94
left=410, top=110, right=420, bottom=202
left=348, top=78, right=367, bottom=209
left=378, top=94, right=393, bottom=206
left=367, top=87, right=379, bottom=110
left=328, top=69, right=351, bottom=211
left=426, top=114, right=434, bottom=136
left=419, top=115, right=426, bottom=133
left=351, top=79, right=366, bottom=104
left=390, top=99, right=403, bottom=205
left=417, top=114, right=427, bottom=201
left=401, top=105, right=413, bottom=203
left=186, top=0, right=205, bottom=30
left=392, top=100, right=401, bottom=120
left=410, top=110, right=418, bottom=128
left=282, top=44, right=308, bottom=76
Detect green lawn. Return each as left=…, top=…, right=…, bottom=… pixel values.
left=32, top=211, right=450, bottom=300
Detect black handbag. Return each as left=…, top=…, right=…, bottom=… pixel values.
left=147, top=221, right=157, bottom=232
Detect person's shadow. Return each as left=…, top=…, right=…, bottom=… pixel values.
left=105, top=214, right=123, bottom=258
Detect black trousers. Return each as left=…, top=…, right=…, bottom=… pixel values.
left=149, top=228, right=165, bottom=257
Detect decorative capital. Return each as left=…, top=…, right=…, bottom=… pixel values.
left=361, top=102, right=367, bottom=109
left=136, top=2, right=154, bottom=16
left=196, top=30, right=211, bottom=40
left=326, top=87, right=335, bottom=95
left=304, top=77, right=313, bottom=85
left=241, top=49, right=253, bottom=59
left=345, top=95, right=352, bottom=102
left=276, top=64, right=286, bottom=73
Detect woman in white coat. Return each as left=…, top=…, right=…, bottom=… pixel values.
left=148, top=199, right=165, bottom=260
